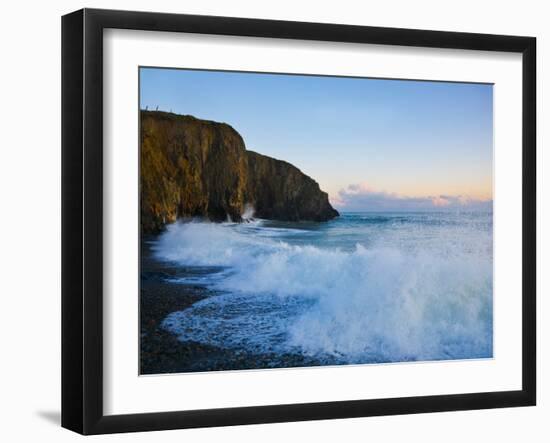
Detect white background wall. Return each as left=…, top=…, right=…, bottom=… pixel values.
left=0, top=0, right=546, bottom=441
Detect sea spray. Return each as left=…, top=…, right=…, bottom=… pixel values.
left=241, top=203, right=256, bottom=221
left=156, top=212, right=493, bottom=364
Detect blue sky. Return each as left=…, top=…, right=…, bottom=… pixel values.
left=140, top=67, right=493, bottom=211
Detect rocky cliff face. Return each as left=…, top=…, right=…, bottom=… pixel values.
left=140, top=111, right=339, bottom=233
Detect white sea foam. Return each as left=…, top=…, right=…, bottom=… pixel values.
left=156, top=213, right=493, bottom=363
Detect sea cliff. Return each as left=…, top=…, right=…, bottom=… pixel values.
left=140, top=111, right=338, bottom=233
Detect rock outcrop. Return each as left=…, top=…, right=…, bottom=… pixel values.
left=140, top=111, right=339, bottom=233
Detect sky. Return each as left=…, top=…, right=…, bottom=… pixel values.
left=140, top=67, right=493, bottom=212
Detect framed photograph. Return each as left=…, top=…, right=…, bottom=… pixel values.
left=62, top=8, right=536, bottom=435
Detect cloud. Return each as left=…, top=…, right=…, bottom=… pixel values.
left=331, top=183, right=492, bottom=212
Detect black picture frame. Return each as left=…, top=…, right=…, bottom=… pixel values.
left=62, top=8, right=536, bottom=435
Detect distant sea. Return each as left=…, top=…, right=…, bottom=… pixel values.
left=151, top=211, right=493, bottom=368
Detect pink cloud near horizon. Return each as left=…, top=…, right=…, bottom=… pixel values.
left=331, top=183, right=492, bottom=212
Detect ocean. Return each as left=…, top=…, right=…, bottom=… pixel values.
left=150, top=211, right=493, bottom=368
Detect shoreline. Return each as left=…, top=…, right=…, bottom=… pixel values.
left=140, top=239, right=319, bottom=374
